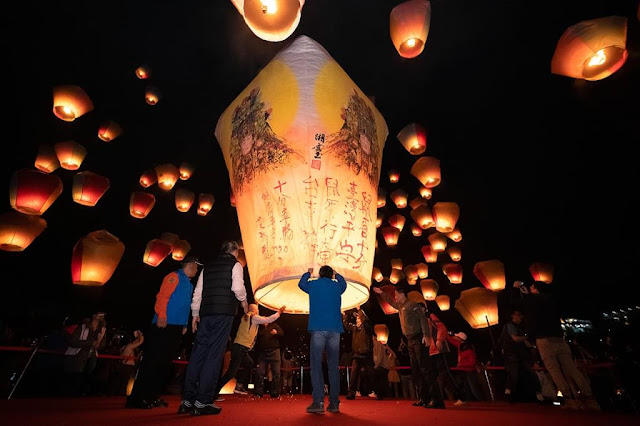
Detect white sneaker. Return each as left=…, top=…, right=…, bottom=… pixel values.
left=215, top=396, right=225, bottom=402
left=368, top=392, right=377, bottom=398
left=454, top=399, right=466, bottom=406
left=355, top=391, right=362, bottom=397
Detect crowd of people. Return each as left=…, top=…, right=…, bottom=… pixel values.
left=1, top=241, right=639, bottom=416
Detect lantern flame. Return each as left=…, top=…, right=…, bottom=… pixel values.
left=261, top=0, right=277, bottom=14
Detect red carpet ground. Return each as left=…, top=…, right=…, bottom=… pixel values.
left=1, top=394, right=637, bottom=426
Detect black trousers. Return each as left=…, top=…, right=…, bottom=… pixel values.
left=407, top=336, right=443, bottom=403
left=255, top=348, right=281, bottom=396
left=432, top=353, right=461, bottom=401
left=348, top=356, right=376, bottom=395
left=217, top=343, right=254, bottom=394
left=128, top=324, right=182, bottom=402
left=504, top=352, right=541, bottom=395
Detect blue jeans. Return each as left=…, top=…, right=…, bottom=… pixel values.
left=310, top=331, right=341, bottom=404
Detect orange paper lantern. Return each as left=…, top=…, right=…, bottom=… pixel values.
left=389, top=269, right=405, bottom=285
left=388, top=169, right=400, bottom=183
left=34, top=145, right=60, bottom=173
left=419, top=185, right=432, bottom=199
left=71, top=230, right=125, bottom=286
left=0, top=211, right=47, bottom=252
left=145, top=86, right=162, bottom=105
left=375, top=285, right=399, bottom=315
left=420, top=245, right=438, bottom=263
left=160, top=232, right=180, bottom=249
left=410, top=205, right=434, bottom=229
left=410, top=222, right=422, bottom=236
left=404, top=264, right=419, bottom=284
left=390, top=189, right=408, bottom=208
left=230, top=0, right=305, bottom=42
left=175, top=188, right=195, bottom=212
left=447, top=246, right=462, bottom=262
left=390, top=0, right=431, bottom=59
left=377, top=188, right=387, bottom=208
left=435, top=295, right=450, bottom=311
left=409, top=196, right=427, bottom=210
left=376, top=212, right=383, bottom=228
left=179, top=162, right=194, bottom=180
left=139, top=169, right=157, bottom=188
left=443, top=263, right=463, bottom=284
left=473, top=259, right=505, bottom=292
left=388, top=214, right=406, bottom=232
left=427, top=232, right=447, bottom=252
left=98, top=120, right=123, bottom=142
left=446, top=228, right=462, bottom=242
left=135, top=65, right=151, bottom=79
left=432, top=202, right=460, bottom=233
left=199, top=193, right=215, bottom=213
left=408, top=290, right=426, bottom=306
left=420, top=279, right=439, bottom=301
left=381, top=226, right=400, bottom=247
left=397, top=122, right=427, bottom=155
left=172, top=240, right=191, bottom=261
left=52, top=85, right=94, bottom=122
left=54, top=141, right=87, bottom=170
left=529, top=262, right=554, bottom=284
left=391, top=258, right=403, bottom=270
left=72, top=171, right=110, bottom=207
left=411, top=156, right=440, bottom=188
left=455, top=287, right=499, bottom=329
left=143, top=239, right=173, bottom=267
left=416, top=262, right=428, bottom=279
left=129, top=192, right=156, bottom=219
left=374, top=324, right=389, bottom=344
left=155, top=164, right=179, bottom=190
left=10, top=169, right=63, bottom=215
left=372, top=267, right=383, bottom=282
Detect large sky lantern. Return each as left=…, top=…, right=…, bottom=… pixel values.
left=420, top=244, right=438, bottom=263
left=52, top=85, right=94, bottom=122
left=455, top=287, right=499, bottom=329
left=179, top=162, right=195, bottom=180
left=410, top=204, right=434, bottom=229
left=171, top=239, right=191, bottom=261
left=145, top=86, right=162, bottom=105
left=54, top=141, right=87, bottom=170
left=374, top=324, right=390, bottom=344
left=214, top=36, right=387, bottom=314
left=10, top=169, right=63, bottom=215
left=529, top=262, right=554, bottom=284
left=230, top=0, right=305, bottom=42
left=97, top=120, right=123, bottom=142
left=154, top=163, right=179, bottom=190
left=377, top=188, right=387, bottom=208
left=419, top=185, right=432, bottom=199
left=388, top=169, right=400, bottom=183
left=71, top=230, right=125, bottom=286
left=390, top=258, right=403, bottom=270
left=389, top=268, right=405, bottom=285
left=34, top=145, right=60, bottom=173
left=410, top=222, right=422, bottom=236
left=427, top=232, right=447, bottom=252
left=420, top=278, right=439, bottom=301
left=411, top=156, right=441, bottom=188
left=432, top=202, right=460, bottom=233
left=381, top=226, right=400, bottom=247
left=198, top=193, right=215, bottom=214
left=159, top=232, right=180, bottom=250
left=416, top=262, right=428, bottom=279
left=376, top=212, right=383, bottom=228
left=389, top=0, right=431, bottom=59
left=446, top=227, right=462, bottom=242
left=397, top=122, right=427, bottom=155
left=447, top=246, right=462, bottom=262
left=473, top=259, right=506, bottom=291
left=175, top=188, right=195, bottom=212
left=129, top=192, right=156, bottom=219
left=0, top=211, right=47, bottom=252
left=404, top=264, right=418, bottom=284
left=409, top=196, right=427, bottom=210
left=388, top=214, right=406, bottom=232
left=435, top=295, right=450, bottom=311
left=390, top=188, right=408, bottom=208
left=135, top=65, right=151, bottom=79
left=139, top=169, right=157, bottom=188
left=372, top=267, right=383, bottom=282
left=375, top=285, right=399, bottom=315
left=143, top=238, right=173, bottom=267
left=551, top=16, right=628, bottom=81
left=72, top=171, right=110, bottom=207
left=443, top=263, right=463, bottom=284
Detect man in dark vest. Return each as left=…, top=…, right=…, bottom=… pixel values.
left=178, top=241, right=248, bottom=416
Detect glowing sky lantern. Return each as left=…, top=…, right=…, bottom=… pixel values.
left=443, top=263, right=463, bottom=284
left=410, top=222, right=422, bottom=236
left=473, top=259, right=506, bottom=292
left=397, top=122, right=427, bottom=155
left=435, top=295, right=450, bottom=311
left=391, top=258, right=403, bottom=270
left=381, top=226, right=400, bottom=247
left=230, top=0, right=305, bottom=42
left=388, top=169, right=400, bottom=183
left=420, top=279, right=439, bottom=301
left=419, top=185, right=432, bottom=199
left=455, top=287, right=499, bottom=329
left=377, top=187, right=387, bottom=208
left=416, top=262, right=428, bottom=279
left=129, top=192, right=156, bottom=219
left=71, top=230, right=125, bottom=286
left=410, top=204, right=434, bottom=229
left=427, top=232, right=447, bottom=252
left=0, top=211, right=46, bottom=252
left=376, top=212, right=383, bottom=228
left=175, top=188, right=195, bottom=212
left=447, top=246, right=462, bottom=262
left=54, top=141, right=87, bottom=170
left=390, top=188, right=408, bottom=208
left=388, top=214, right=406, bottom=232
left=172, top=239, right=191, bottom=261
left=179, top=162, right=194, bottom=180
left=390, top=0, right=431, bottom=59
left=199, top=193, right=215, bottom=214
left=215, top=36, right=387, bottom=314
left=135, top=65, right=151, bottom=79
left=375, top=285, right=399, bottom=315
left=154, top=163, right=179, bottom=190
left=433, top=202, right=459, bottom=233
left=160, top=232, right=180, bottom=250
left=420, top=244, right=438, bottom=263
left=139, top=169, right=157, bottom=188
left=411, top=156, right=440, bottom=188
left=143, top=239, right=173, bottom=267
left=98, top=120, right=123, bottom=142
left=551, top=16, right=628, bottom=81
left=72, top=171, right=110, bottom=207
left=34, top=145, right=60, bottom=173
left=10, top=169, right=63, bottom=215
left=372, top=267, right=383, bottom=282
left=389, top=268, right=405, bottom=284
left=145, top=86, right=162, bottom=105
left=404, top=264, right=418, bottom=284
left=52, top=85, right=94, bottom=122
left=529, top=262, right=554, bottom=284
left=409, top=196, right=427, bottom=210
left=446, top=227, right=462, bottom=242
left=374, top=324, right=389, bottom=344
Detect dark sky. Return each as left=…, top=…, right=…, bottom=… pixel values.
left=2, top=0, right=639, bottom=346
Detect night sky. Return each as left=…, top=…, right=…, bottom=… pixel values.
left=2, top=1, right=639, bottom=350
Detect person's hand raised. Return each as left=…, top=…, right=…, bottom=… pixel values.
left=372, top=287, right=383, bottom=294
left=278, top=305, right=287, bottom=315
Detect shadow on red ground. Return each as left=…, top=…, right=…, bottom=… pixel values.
left=1, top=394, right=637, bottom=425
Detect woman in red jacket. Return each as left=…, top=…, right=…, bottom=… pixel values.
left=446, top=332, right=483, bottom=402
left=428, top=312, right=463, bottom=406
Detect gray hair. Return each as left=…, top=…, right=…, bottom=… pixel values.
left=220, top=240, right=239, bottom=254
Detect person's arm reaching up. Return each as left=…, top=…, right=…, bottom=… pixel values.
left=335, top=273, right=347, bottom=294
left=251, top=306, right=286, bottom=325
left=298, top=271, right=311, bottom=293
left=155, top=272, right=179, bottom=327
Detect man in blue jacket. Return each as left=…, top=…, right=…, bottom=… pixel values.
left=126, top=255, right=201, bottom=409
left=298, top=265, right=347, bottom=414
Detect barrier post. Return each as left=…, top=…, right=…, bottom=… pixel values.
left=300, top=365, right=304, bottom=394
left=8, top=337, right=44, bottom=400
